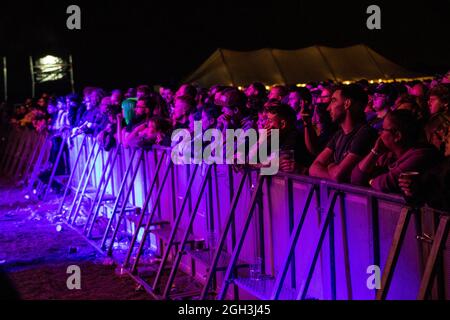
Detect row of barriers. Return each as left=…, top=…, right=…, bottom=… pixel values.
left=1, top=127, right=449, bottom=300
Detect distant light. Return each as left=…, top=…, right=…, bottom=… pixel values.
left=343, top=81, right=351, bottom=85
left=40, top=55, right=60, bottom=66
left=265, top=85, right=270, bottom=90
left=36, top=55, right=65, bottom=82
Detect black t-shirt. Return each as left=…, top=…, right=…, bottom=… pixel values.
left=326, top=123, right=378, bottom=164
left=280, top=128, right=313, bottom=167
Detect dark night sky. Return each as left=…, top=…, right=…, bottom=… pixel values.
left=0, top=0, right=449, bottom=100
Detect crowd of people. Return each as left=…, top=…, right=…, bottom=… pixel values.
left=2, top=70, right=450, bottom=210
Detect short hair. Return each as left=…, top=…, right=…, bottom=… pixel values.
left=137, top=84, right=151, bottom=94
left=429, top=85, right=450, bottom=104
left=66, top=93, right=79, bottom=103
left=336, top=84, right=368, bottom=120
left=395, top=94, right=423, bottom=118
left=266, top=104, right=297, bottom=128
left=386, top=109, right=421, bottom=146
left=83, top=87, right=95, bottom=97
left=338, top=84, right=368, bottom=107
left=175, top=95, right=196, bottom=113
left=290, top=87, right=312, bottom=105
left=250, top=82, right=267, bottom=97
left=271, top=85, right=288, bottom=97
left=179, top=84, right=197, bottom=99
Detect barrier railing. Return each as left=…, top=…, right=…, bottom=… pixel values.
left=2, top=130, right=449, bottom=300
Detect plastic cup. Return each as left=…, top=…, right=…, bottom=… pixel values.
left=249, top=257, right=262, bottom=281
left=279, top=149, right=295, bottom=161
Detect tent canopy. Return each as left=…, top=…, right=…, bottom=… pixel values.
left=186, top=44, right=425, bottom=87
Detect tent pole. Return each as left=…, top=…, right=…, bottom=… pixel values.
left=269, top=49, right=288, bottom=85
left=29, top=56, right=35, bottom=98
left=219, top=49, right=236, bottom=86
left=69, top=54, right=75, bottom=93
left=2, top=57, right=7, bottom=102
left=315, top=46, right=338, bottom=82
left=364, top=45, right=387, bottom=79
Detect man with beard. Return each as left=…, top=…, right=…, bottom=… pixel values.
left=122, top=97, right=153, bottom=146
left=309, top=84, right=378, bottom=183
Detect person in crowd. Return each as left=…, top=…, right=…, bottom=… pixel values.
left=368, top=83, right=397, bottom=132
left=351, top=109, right=441, bottom=193
left=172, top=95, right=196, bottom=130
left=175, top=83, right=197, bottom=100
left=267, top=85, right=288, bottom=103
left=122, top=97, right=153, bottom=147
left=110, top=89, right=123, bottom=114
left=160, top=84, right=175, bottom=106
left=72, top=88, right=102, bottom=136
left=287, top=87, right=312, bottom=127
left=149, top=92, right=170, bottom=119
left=422, top=84, right=450, bottom=152
left=245, top=82, right=266, bottom=99
left=245, top=82, right=267, bottom=112
left=428, top=84, right=449, bottom=116
left=408, top=81, right=428, bottom=112
left=124, top=87, right=137, bottom=99
left=188, top=110, right=202, bottom=134
left=215, top=88, right=247, bottom=131
left=394, top=94, right=423, bottom=118
left=424, top=111, right=450, bottom=157
left=93, top=97, right=113, bottom=136
left=52, top=97, right=71, bottom=133
left=66, top=93, right=80, bottom=127
left=121, top=97, right=137, bottom=127
left=311, top=85, right=337, bottom=150
left=309, top=84, right=378, bottom=182
left=399, top=157, right=450, bottom=210
left=138, top=116, right=172, bottom=148
left=263, top=104, right=313, bottom=174
left=136, top=84, right=151, bottom=100
left=441, top=70, right=450, bottom=84
left=201, top=106, right=221, bottom=132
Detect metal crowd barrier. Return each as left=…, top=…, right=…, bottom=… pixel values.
left=2, top=131, right=449, bottom=300
left=0, top=127, right=50, bottom=186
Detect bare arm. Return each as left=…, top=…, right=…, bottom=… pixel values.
left=123, top=123, right=147, bottom=148
left=309, top=147, right=334, bottom=179
left=328, top=153, right=362, bottom=183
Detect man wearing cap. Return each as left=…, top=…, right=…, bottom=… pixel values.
left=369, top=83, right=396, bottom=132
